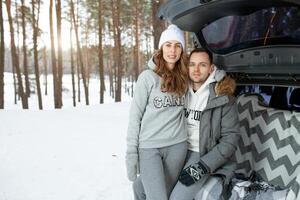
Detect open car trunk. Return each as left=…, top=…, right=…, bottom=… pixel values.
left=158, top=1, right=300, bottom=199
left=158, top=0, right=300, bottom=86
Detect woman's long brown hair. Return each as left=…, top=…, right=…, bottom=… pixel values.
left=153, top=48, right=189, bottom=97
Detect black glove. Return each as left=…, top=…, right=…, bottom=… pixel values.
left=178, top=161, right=209, bottom=186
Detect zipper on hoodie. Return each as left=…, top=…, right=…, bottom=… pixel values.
left=199, top=107, right=214, bottom=151
left=198, top=111, right=203, bottom=153
left=209, top=109, right=214, bottom=149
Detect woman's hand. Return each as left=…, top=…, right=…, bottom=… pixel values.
left=126, top=153, right=139, bottom=181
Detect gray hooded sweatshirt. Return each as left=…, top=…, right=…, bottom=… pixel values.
left=126, top=60, right=187, bottom=156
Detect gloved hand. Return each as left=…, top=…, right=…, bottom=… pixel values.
left=179, top=161, right=209, bottom=186
left=126, top=153, right=139, bottom=181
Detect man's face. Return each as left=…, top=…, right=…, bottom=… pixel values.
left=188, top=52, right=214, bottom=84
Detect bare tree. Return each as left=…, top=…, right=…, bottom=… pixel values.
left=98, top=0, right=105, bottom=103
left=31, top=0, right=43, bottom=109
left=111, top=0, right=122, bottom=102
left=107, top=21, right=114, bottom=98
left=15, top=0, right=20, bottom=68
left=83, top=28, right=90, bottom=87
left=12, top=50, right=17, bottom=104
left=133, top=0, right=140, bottom=81
left=108, top=45, right=114, bottom=98
left=0, top=0, right=4, bottom=109
left=76, top=48, right=81, bottom=103
left=15, top=0, right=20, bottom=103
left=5, top=0, right=28, bottom=109
left=56, top=0, right=63, bottom=107
left=70, top=17, right=76, bottom=107
left=76, top=0, right=80, bottom=103
left=49, top=0, right=60, bottom=108
left=70, top=0, right=89, bottom=105
left=21, top=0, right=30, bottom=97
left=42, top=47, right=48, bottom=95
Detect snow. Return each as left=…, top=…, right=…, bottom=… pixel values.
left=0, top=73, right=134, bottom=200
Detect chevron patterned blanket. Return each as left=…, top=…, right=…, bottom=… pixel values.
left=235, top=94, right=300, bottom=200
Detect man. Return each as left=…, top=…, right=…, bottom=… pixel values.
left=169, top=48, right=240, bottom=200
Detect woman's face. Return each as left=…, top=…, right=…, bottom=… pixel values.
left=162, top=40, right=182, bottom=70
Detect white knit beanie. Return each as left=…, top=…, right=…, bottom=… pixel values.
left=158, top=24, right=185, bottom=49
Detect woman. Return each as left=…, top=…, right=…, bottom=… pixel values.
left=126, top=24, right=189, bottom=200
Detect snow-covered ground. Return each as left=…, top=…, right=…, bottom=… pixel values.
left=0, top=73, right=134, bottom=200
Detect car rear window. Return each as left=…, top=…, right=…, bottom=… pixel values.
left=202, top=6, right=300, bottom=54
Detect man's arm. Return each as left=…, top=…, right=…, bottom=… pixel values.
left=179, top=98, right=240, bottom=186
left=200, top=98, right=240, bottom=173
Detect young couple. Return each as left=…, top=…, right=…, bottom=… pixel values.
left=126, top=24, right=240, bottom=200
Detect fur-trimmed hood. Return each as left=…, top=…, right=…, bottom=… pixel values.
left=215, top=75, right=236, bottom=97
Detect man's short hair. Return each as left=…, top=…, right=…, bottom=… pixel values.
left=189, top=48, right=213, bottom=64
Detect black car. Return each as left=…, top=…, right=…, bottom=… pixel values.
left=159, top=1, right=300, bottom=199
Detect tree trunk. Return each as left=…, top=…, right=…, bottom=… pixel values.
left=32, top=0, right=43, bottom=109
left=76, top=49, right=81, bottom=102
left=0, top=0, right=4, bottom=109
left=133, top=0, right=140, bottom=81
left=84, top=33, right=90, bottom=87
left=56, top=0, right=63, bottom=107
left=5, top=0, right=28, bottom=109
left=111, top=0, right=122, bottom=102
left=70, top=19, right=76, bottom=107
left=123, top=50, right=127, bottom=95
left=21, top=0, right=30, bottom=97
left=50, top=0, right=60, bottom=108
left=12, top=59, right=17, bottom=104
left=108, top=47, right=114, bottom=98
left=42, top=47, right=48, bottom=95
left=15, top=0, right=20, bottom=102
left=70, top=0, right=89, bottom=105
left=107, top=22, right=114, bottom=98
left=15, top=1, right=20, bottom=67
left=98, top=0, right=105, bottom=104
left=131, top=75, right=134, bottom=98
left=76, top=0, right=80, bottom=103
left=113, top=55, right=117, bottom=99
left=152, top=0, right=166, bottom=49
left=145, top=32, right=152, bottom=61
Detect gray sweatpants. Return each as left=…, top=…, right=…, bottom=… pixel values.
left=170, top=150, right=223, bottom=200
left=133, top=141, right=187, bottom=200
